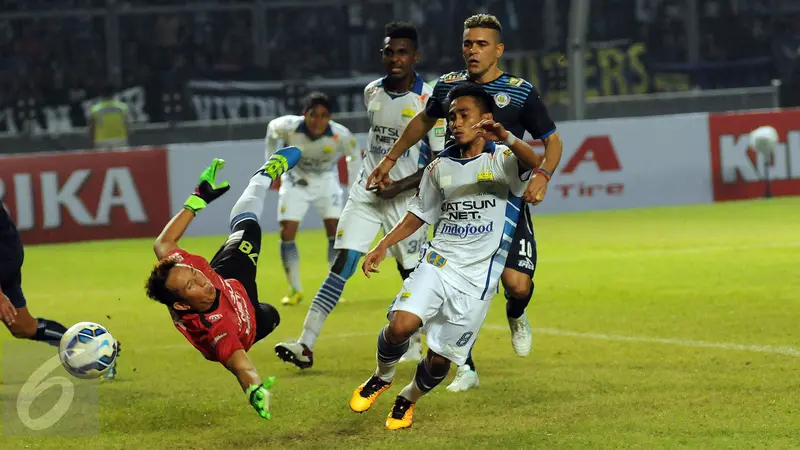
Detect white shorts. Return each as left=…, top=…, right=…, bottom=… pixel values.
left=334, top=190, right=427, bottom=270
left=389, top=263, right=491, bottom=366
left=277, top=175, right=343, bottom=222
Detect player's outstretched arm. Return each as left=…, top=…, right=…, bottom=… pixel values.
left=362, top=212, right=424, bottom=278
left=224, top=349, right=275, bottom=420
left=153, top=158, right=231, bottom=260
left=366, top=112, right=438, bottom=190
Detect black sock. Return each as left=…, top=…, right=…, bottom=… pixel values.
left=32, top=318, right=67, bottom=347
left=396, top=261, right=414, bottom=281
left=412, top=357, right=449, bottom=394
left=464, top=348, right=476, bottom=371
left=505, top=284, right=534, bottom=319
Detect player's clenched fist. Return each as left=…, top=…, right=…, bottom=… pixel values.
left=362, top=244, right=388, bottom=278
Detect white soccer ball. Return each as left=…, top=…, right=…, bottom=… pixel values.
left=58, top=322, right=119, bottom=379
left=750, top=125, right=779, bottom=155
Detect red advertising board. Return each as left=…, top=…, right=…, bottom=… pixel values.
left=0, top=148, right=171, bottom=244
left=708, top=109, right=800, bottom=201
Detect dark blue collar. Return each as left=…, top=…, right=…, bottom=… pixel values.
left=295, top=121, right=333, bottom=140
left=439, top=141, right=496, bottom=162
left=378, top=72, right=425, bottom=99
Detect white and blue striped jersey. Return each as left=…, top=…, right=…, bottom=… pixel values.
left=407, top=142, right=530, bottom=300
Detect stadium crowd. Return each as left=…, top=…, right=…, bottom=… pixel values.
left=0, top=0, right=798, bottom=106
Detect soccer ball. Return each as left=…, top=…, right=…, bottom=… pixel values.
left=58, top=322, right=119, bottom=379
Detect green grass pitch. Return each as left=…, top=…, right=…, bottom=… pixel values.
left=1, top=198, right=798, bottom=449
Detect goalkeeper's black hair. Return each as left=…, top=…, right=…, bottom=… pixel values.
left=145, top=259, right=184, bottom=307
left=385, top=21, right=418, bottom=49
left=301, top=91, right=332, bottom=114
left=446, top=82, right=494, bottom=114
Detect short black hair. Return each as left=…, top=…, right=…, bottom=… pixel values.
left=446, top=82, right=494, bottom=114
left=464, top=14, right=503, bottom=41
left=385, top=21, right=418, bottom=49
left=301, top=91, right=332, bottom=114
left=145, top=259, right=183, bottom=306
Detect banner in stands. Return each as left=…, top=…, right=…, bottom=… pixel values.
left=524, top=113, right=713, bottom=214
left=708, top=109, right=800, bottom=201
left=0, top=148, right=171, bottom=244
left=183, top=75, right=386, bottom=122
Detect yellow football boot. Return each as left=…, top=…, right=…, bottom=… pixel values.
left=281, top=290, right=303, bottom=306
left=385, top=396, right=415, bottom=430
left=349, top=375, right=393, bottom=413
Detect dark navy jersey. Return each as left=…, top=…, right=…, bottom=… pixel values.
left=425, top=70, right=556, bottom=146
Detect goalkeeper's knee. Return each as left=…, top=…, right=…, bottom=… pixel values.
left=330, top=249, right=364, bottom=280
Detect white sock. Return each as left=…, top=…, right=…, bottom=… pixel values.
left=229, top=170, right=274, bottom=226
left=398, top=380, right=425, bottom=403
left=280, top=240, right=302, bottom=293
left=298, top=308, right=327, bottom=350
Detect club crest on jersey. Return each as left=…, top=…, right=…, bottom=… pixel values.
left=477, top=170, right=494, bottom=182
left=426, top=250, right=448, bottom=268
left=494, top=93, right=511, bottom=108
left=402, top=107, right=416, bottom=118
left=323, top=145, right=335, bottom=153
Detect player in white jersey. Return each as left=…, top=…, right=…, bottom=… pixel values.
left=348, top=83, right=543, bottom=430
left=274, top=22, right=446, bottom=369
left=264, top=92, right=360, bottom=306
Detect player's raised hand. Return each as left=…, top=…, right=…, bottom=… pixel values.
left=366, top=157, right=396, bottom=191
left=362, top=244, right=388, bottom=278
left=0, top=291, right=17, bottom=326
left=184, top=158, right=231, bottom=214
left=246, top=376, right=275, bottom=420
left=472, top=119, right=509, bottom=142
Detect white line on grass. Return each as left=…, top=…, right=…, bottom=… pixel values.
left=543, top=241, right=800, bottom=262
left=145, top=325, right=800, bottom=358
left=482, top=324, right=800, bottom=357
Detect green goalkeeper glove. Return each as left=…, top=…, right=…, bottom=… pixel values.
left=245, top=376, right=275, bottom=420
left=184, top=158, right=231, bottom=215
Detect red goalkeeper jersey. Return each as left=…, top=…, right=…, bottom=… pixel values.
left=165, top=249, right=257, bottom=363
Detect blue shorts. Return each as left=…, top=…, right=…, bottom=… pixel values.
left=1, top=267, right=26, bottom=308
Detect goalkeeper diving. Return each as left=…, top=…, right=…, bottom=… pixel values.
left=144, top=147, right=301, bottom=420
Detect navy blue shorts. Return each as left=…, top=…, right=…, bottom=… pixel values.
left=504, top=204, right=538, bottom=278
left=0, top=258, right=26, bottom=308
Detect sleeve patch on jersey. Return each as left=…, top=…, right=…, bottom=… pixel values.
left=441, top=72, right=468, bottom=83
left=323, top=145, right=335, bottom=153
left=508, top=77, right=524, bottom=87
left=503, top=148, right=512, bottom=157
